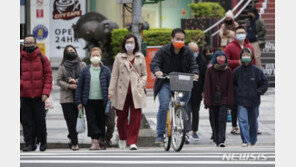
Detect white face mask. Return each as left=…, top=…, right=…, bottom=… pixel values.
left=90, top=56, right=101, bottom=65
left=125, top=43, right=135, bottom=53
left=236, top=34, right=246, bottom=42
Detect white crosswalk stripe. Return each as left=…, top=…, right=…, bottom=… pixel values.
left=21, top=148, right=275, bottom=166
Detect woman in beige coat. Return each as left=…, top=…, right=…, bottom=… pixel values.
left=219, top=10, right=239, bottom=49
left=56, top=45, right=86, bottom=151
left=108, top=34, right=147, bottom=150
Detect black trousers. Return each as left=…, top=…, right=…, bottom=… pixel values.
left=85, top=100, right=105, bottom=139
left=61, top=103, right=79, bottom=145
left=186, top=97, right=202, bottom=132
left=20, top=97, right=47, bottom=145
left=210, top=105, right=227, bottom=145
left=231, top=105, right=238, bottom=127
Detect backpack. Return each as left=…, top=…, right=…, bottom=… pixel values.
left=20, top=54, right=44, bottom=78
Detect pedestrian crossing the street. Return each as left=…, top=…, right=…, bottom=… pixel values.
left=143, top=88, right=275, bottom=146
left=21, top=147, right=275, bottom=167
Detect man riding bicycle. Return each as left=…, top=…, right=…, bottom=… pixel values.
left=150, top=28, right=199, bottom=143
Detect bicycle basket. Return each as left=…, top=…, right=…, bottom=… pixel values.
left=169, top=72, right=194, bottom=92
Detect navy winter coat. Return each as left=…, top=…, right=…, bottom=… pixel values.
left=232, top=64, right=268, bottom=107
left=75, top=64, right=111, bottom=106
left=190, top=55, right=207, bottom=101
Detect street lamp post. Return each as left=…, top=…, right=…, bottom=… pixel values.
left=131, top=0, right=142, bottom=51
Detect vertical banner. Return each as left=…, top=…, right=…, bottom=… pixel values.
left=30, top=0, right=50, bottom=58
left=145, top=46, right=162, bottom=89
left=49, top=0, right=86, bottom=58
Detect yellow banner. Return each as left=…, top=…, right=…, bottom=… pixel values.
left=37, top=43, right=45, bottom=55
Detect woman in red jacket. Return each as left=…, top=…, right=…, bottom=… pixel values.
left=203, top=50, right=234, bottom=147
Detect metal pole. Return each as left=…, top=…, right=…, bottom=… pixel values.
left=252, top=0, right=255, bottom=8
left=159, top=1, right=162, bottom=28
left=25, top=0, right=31, bottom=35
left=132, top=0, right=142, bottom=51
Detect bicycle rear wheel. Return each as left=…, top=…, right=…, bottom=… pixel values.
left=164, top=109, right=171, bottom=151
left=172, top=106, right=186, bottom=152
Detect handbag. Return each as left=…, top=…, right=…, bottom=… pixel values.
left=105, top=100, right=111, bottom=115
left=258, top=40, right=266, bottom=49
left=220, top=37, right=228, bottom=47
left=44, top=95, right=54, bottom=110
left=76, top=108, right=86, bottom=134
left=127, top=60, right=147, bottom=94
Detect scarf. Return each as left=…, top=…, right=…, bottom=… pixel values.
left=213, top=63, right=227, bottom=71
left=63, top=58, right=81, bottom=80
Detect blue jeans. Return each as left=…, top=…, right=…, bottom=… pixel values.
left=238, top=105, right=259, bottom=145
left=156, top=82, right=191, bottom=135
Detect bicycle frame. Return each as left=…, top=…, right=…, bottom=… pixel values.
left=166, top=91, right=186, bottom=137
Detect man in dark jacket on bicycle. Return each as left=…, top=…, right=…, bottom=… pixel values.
left=150, top=28, right=199, bottom=143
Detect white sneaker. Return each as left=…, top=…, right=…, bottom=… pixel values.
left=118, top=140, right=126, bottom=150
left=129, top=144, right=137, bottom=150
left=242, top=143, right=248, bottom=147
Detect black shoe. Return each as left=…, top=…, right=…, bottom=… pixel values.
left=218, top=143, right=226, bottom=147
left=106, top=140, right=113, bottom=148
left=40, top=142, right=47, bottom=151
left=99, top=139, right=106, bottom=150
left=22, top=144, right=36, bottom=152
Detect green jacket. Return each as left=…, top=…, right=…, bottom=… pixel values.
left=246, top=18, right=266, bottom=41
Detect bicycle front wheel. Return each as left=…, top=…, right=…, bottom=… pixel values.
left=172, top=106, right=186, bottom=152
left=164, top=109, right=172, bottom=151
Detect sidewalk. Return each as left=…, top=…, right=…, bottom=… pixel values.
left=20, top=70, right=275, bottom=148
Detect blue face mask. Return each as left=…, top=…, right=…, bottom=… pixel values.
left=193, top=53, right=198, bottom=59
left=242, top=57, right=251, bottom=64
left=236, top=34, right=246, bottom=42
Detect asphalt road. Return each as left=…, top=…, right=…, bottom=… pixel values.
left=20, top=146, right=275, bottom=167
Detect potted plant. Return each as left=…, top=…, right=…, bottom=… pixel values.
left=181, top=2, right=225, bottom=31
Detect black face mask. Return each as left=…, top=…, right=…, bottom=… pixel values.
left=249, top=15, right=254, bottom=19
left=225, top=20, right=233, bottom=24
left=206, top=54, right=213, bottom=60
left=24, top=46, right=36, bottom=53
left=66, top=52, right=76, bottom=60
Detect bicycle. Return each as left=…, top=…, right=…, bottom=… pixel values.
left=159, top=72, right=196, bottom=152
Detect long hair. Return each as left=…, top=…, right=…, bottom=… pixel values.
left=121, top=34, right=140, bottom=54
left=60, top=45, right=81, bottom=65
left=201, top=45, right=214, bottom=64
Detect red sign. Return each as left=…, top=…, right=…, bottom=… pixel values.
left=145, top=47, right=161, bottom=89
left=52, top=0, right=82, bottom=20
left=36, top=9, right=44, bottom=18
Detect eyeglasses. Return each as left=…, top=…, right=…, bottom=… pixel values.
left=24, top=42, right=36, bottom=45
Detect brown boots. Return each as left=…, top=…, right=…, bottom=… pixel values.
left=89, top=139, right=106, bottom=150
left=89, top=139, right=100, bottom=150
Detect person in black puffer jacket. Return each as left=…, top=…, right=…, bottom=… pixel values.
left=233, top=48, right=268, bottom=147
